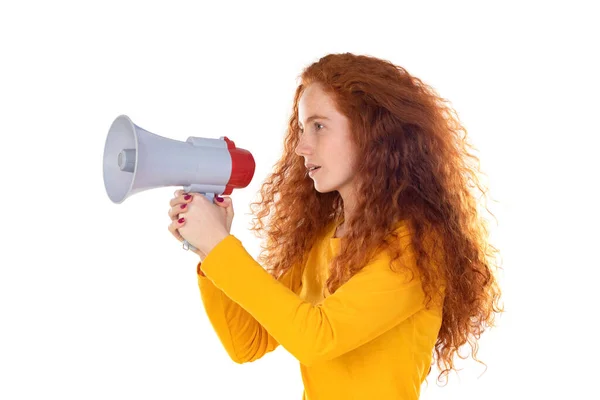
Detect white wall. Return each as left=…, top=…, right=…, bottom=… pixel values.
left=1, top=1, right=597, bottom=398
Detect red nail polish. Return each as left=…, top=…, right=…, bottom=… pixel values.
left=216, top=196, right=223, bottom=203
left=184, top=195, right=192, bottom=200
left=180, top=204, right=187, bottom=209
left=178, top=217, right=185, bottom=223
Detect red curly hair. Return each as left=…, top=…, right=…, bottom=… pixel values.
left=247, top=52, right=504, bottom=385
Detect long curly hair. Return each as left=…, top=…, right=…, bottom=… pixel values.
left=247, top=52, right=504, bottom=385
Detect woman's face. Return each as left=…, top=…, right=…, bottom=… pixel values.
left=294, top=83, right=359, bottom=198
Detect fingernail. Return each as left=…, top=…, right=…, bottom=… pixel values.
left=178, top=217, right=185, bottom=223
left=180, top=204, right=187, bottom=209
left=184, top=195, right=192, bottom=200
left=216, top=196, right=223, bottom=203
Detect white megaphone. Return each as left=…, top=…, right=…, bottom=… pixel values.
left=102, top=114, right=256, bottom=252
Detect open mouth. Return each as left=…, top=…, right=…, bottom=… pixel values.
left=308, top=166, right=321, bottom=176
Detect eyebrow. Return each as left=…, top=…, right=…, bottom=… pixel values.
left=298, top=115, right=330, bottom=127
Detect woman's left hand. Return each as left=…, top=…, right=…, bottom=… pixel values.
left=177, top=193, right=230, bottom=256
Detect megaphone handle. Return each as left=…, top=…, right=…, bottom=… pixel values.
left=181, top=189, right=216, bottom=253
left=182, top=240, right=197, bottom=252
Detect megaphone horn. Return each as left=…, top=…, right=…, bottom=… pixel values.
left=102, top=115, right=256, bottom=251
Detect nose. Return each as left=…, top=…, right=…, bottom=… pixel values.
left=294, top=133, right=312, bottom=157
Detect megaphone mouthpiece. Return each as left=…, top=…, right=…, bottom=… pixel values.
left=117, top=149, right=136, bottom=173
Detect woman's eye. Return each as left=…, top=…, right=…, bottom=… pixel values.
left=298, top=122, right=323, bottom=134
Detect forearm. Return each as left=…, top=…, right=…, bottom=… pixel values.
left=197, top=266, right=279, bottom=363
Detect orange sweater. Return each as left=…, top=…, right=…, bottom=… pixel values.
left=197, top=220, right=444, bottom=399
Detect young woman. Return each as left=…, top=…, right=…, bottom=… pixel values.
left=168, top=52, right=503, bottom=399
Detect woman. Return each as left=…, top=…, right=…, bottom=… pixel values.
left=168, top=52, right=503, bottom=399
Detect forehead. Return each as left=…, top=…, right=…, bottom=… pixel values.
left=298, top=83, right=337, bottom=116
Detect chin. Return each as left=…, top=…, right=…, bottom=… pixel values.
left=314, top=187, right=335, bottom=194
left=311, top=170, right=350, bottom=194
left=313, top=181, right=338, bottom=194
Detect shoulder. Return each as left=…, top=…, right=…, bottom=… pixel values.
left=365, top=220, right=420, bottom=281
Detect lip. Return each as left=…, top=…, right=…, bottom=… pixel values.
left=308, top=166, right=321, bottom=177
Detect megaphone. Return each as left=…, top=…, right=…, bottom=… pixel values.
left=103, top=114, right=256, bottom=251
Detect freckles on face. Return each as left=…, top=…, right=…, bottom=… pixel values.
left=296, top=83, right=359, bottom=192
left=297, top=84, right=336, bottom=128
left=308, top=87, right=353, bottom=139
left=297, top=83, right=351, bottom=147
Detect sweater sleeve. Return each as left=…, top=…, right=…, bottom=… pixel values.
left=197, top=258, right=302, bottom=364
left=199, top=234, right=426, bottom=367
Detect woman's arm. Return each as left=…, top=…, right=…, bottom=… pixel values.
left=197, top=260, right=301, bottom=364
left=200, top=234, right=431, bottom=368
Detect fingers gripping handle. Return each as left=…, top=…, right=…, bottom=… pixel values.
left=181, top=185, right=217, bottom=253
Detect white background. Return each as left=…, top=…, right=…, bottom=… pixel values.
left=1, top=1, right=597, bottom=399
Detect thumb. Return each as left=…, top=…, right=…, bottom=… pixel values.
left=215, top=196, right=233, bottom=213
left=215, top=196, right=234, bottom=232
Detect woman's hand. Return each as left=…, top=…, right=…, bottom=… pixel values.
left=168, top=190, right=206, bottom=259
left=213, top=194, right=234, bottom=234
left=167, top=190, right=235, bottom=259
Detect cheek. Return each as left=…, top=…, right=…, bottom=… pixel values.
left=340, top=146, right=358, bottom=169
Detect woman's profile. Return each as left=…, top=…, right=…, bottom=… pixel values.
left=169, top=52, right=504, bottom=399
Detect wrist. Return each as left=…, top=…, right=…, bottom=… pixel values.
left=202, top=230, right=230, bottom=256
